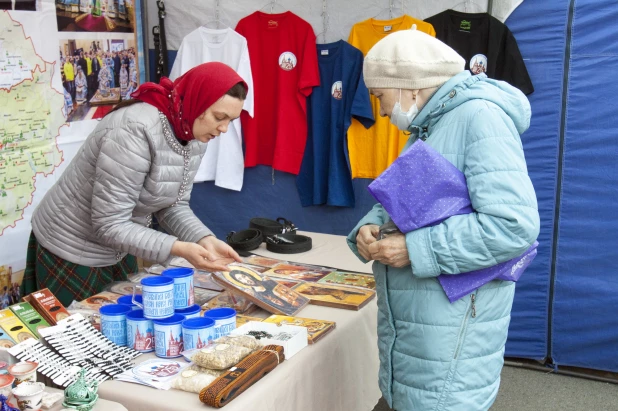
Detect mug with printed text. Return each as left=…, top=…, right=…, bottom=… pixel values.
left=132, top=277, right=175, bottom=320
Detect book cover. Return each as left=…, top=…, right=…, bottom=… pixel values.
left=263, top=315, right=336, bottom=344
left=29, top=288, right=71, bottom=325
left=10, top=302, right=51, bottom=338
left=212, top=265, right=309, bottom=316
left=292, top=283, right=376, bottom=311
left=241, top=254, right=284, bottom=268
left=0, top=308, right=37, bottom=342
left=262, top=263, right=333, bottom=282
left=102, top=281, right=136, bottom=296
left=270, top=278, right=303, bottom=289
left=318, top=271, right=376, bottom=290
left=79, top=292, right=121, bottom=309
left=201, top=291, right=256, bottom=315
left=235, top=315, right=264, bottom=328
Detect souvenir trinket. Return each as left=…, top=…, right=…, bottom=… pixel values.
left=62, top=368, right=99, bottom=410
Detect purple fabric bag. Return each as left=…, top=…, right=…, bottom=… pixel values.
left=367, top=140, right=537, bottom=303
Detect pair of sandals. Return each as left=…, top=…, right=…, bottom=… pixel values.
left=226, top=218, right=312, bottom=255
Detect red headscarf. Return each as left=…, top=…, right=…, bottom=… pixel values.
left=131, top=62, right=247, bottom=141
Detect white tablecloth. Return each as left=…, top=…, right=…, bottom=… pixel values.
left=43, top=387, right=128, bottom=411
left=97, top=232, right=381, bottom=411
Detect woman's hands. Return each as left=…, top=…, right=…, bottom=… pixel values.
left=356, top=225, right=411, bottom=268
left=171, top=236, right=242, bottom=271
left=356, top=225, right=379, bottom=261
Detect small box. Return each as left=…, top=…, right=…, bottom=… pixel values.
left=10, top=302, right=51, bottom=338
left=0, top=309, right=37, bottom=343
left=229, top=321, right=308, bottom=359
left=28, top=289, right=70, bottom=325
left=0, top=327, right=16, bottom=349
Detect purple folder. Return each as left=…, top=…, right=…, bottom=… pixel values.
left=367, top=140, right=538, bottom=303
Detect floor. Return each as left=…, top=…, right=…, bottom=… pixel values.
left=371, top=365, right=618, bottom=411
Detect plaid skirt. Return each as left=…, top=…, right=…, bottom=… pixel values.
left=21, top=232, right=138, bottom=307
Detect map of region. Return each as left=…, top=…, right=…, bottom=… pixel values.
left=0, top=12, right=65, bottom=235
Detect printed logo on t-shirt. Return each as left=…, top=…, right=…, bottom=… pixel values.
left=331, top=81, right=343, bottom=100
left=279, top=52, right=297, bottom=71
left=470, top=54, right=487, bottom=75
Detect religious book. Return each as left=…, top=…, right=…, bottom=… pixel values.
left=212, top=265, right=309, bottom=316
left=263, top=315, right=335, bottom=344
left=235, top=315, right=264, bottom=328
left=201, top=291, right=257, bottom=315
left=317, top=271, right=376, bottom=290
left=0, top=308, right=37, bottom=343
left=79, top=292, right=122, bottom=310
left=241, top=254, right=284, bottom=268
left=270, top=278, right=303, bottom=289
left=193, top=288, right=220, bottom=306
left=10, top=302, right=51, bottom=338
left=25, top=288, right=71, bottom=325
left=193, top=271, right=224, bottom=292
left=262, top=263, right=333, bottom=282
left=292, top=283, right=375, bottom=311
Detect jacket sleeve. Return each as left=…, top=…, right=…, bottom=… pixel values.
left=406, top=104, right=540, bottom=277
left=154, top=178, right=214, bottom=243
left=91, top=121, right=178, bottom=263
left=346, top=203, right=389, bottom=263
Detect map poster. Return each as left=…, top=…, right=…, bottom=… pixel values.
left=0, top=4, right=98, bottom=277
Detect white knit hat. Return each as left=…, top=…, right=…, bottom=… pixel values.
left=363, top=26, right=466, bottom=90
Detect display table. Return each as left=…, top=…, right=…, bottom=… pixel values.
left=6, top=387, right=128, bottom=411
left=97, top=232, right=381, bottom=411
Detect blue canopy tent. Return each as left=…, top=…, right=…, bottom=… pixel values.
left=150, top=0, right=618, bottom=374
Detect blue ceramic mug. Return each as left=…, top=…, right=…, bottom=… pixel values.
left=132, top=277, right=175, bottom=320
left=175, top=304, right=201, bottom=320
left=153, top=314, right=186, bottom=358
left=161, top=267, right=195, bottom=310
left=204, top=308, right=236, bottom=339
left=126, top=309, right=154, bottom=353
left=99, top=304, right=132, bottom=346
left=117, top=295, right=142, bottom=310
left=182, top=317, right=215, bottom=350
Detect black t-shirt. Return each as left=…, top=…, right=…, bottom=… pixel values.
left=425, top=10, right=534, bottom=95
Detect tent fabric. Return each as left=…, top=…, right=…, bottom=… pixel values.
left=551, top=0, right=618, bottom=372
left=147, top=0, right=618, bottom=373
left=500, top=0, right=568, bottom=361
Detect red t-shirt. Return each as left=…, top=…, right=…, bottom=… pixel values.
left=236, top=11, right=320, bottom=174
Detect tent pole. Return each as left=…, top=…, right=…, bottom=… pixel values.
left=488, top=0, right=494, bottom=15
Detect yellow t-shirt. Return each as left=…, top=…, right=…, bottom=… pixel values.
left=63, top=62, right=75, bottom=81
left=347, top=15, right=436, bottom=179
left=86, top=57, right=92, bottom=76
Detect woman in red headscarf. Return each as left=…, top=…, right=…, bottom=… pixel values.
left=22, top=63, right=247, bottom=305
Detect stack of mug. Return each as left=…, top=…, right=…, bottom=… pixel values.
left=98, top=268, right=237, bottom=358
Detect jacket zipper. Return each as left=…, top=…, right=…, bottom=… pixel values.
left=454, top=294, right=476, bottom=359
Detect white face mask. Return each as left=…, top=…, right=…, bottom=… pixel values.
left=390, top=89, right=419, bottom=131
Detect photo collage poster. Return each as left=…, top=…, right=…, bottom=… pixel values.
left=0, top=0, right=146, bottom=305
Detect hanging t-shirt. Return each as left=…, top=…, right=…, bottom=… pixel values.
left=296, top=41, right=374, bottom=208
left=347, top=15, right=436, bottom=179
left=235, top=11, right=320, bottom=175
left=169, top=27, right=254, bottom=191
left=425, top=9, right=534, bottom=95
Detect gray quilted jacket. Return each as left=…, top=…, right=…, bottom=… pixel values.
left=31, top=102, right=212, bottom=267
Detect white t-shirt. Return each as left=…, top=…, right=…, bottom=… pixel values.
left=170, top=27, right=254, bottom=191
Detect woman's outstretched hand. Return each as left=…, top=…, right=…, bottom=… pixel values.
left=171, top=236, right=242, bottom=272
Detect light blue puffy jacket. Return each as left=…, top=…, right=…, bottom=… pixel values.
left=347, top=72, right=540, bottom=411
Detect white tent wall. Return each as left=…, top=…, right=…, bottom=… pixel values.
left=143, top=0, right=522, bottom=57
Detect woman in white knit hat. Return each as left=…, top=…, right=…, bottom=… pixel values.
left=347, top=28, right=539, bottom=410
